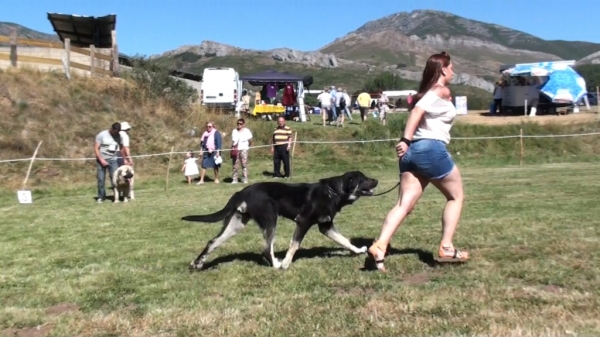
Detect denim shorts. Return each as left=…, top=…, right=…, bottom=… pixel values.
left=399, top=139, right=455, bottom=180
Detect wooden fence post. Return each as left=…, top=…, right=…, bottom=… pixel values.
left=290, top=132, right=298, bottom=179
left=9, top=27, right=17, bottom=67
left=22, top=141, right=43, bottom=190
left=63, top=38, right=71, bottom=80
left=89, top=44, right=95, bottom=77
left=165, top=146, right=175, bottom=191
left=519, top=128, right=524, bottom=167
left=596, top=86, right=599, bottom=114
left=111, top=30, right=119, bottom=77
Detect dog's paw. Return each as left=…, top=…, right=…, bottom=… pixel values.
left=124, top=198, right=128, bottom=203
left=356, top=246, right=368, bottom=254
left=189, top=261, right=203, bottom=271
left=113, top=200, right=120, bottom=204
left=280, top=258, right=292, bottom=270
left=272, top=258, right=282, bottom=269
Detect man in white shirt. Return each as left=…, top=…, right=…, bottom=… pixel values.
left=117, top=121, right=133, bottom=167
left=317, top=88, right=332, bottom=126
left=94, top=122, right=123, bottom=203
left=231, top=118, right=253, bottom=183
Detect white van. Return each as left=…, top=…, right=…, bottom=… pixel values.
left=200, top=67, right=243, bottom=110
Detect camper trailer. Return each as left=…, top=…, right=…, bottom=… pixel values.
left=498, top=61, right=582, bottom=115
left=200, top=67, right=243, bottom=111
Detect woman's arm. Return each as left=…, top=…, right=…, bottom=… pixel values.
left=402, top=106, right=426, bottom=140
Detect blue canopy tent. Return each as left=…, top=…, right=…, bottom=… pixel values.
left=501, top=61, right=587, bottom=103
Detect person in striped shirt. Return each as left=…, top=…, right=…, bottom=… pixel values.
left=270, top=116, right=292, bottom=178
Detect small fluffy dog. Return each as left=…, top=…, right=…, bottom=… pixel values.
left=112, top=165, right=135, bottom=203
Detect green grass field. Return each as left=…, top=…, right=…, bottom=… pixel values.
left=1, top=158, right=599, bottom=337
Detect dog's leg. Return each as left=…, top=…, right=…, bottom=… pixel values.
left=113, top=186, right=120, bottom=203
left=189, top=212, right=249, bottom=270
left=261, top=226, right=281, bottom=269
left=124, top=185, right=129, bottom=203
left=281, top=224, right=311, bottom=270
left=318, top=222, right=368, bottom=254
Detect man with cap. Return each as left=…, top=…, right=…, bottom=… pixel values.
left=117, top=121, right=133, bottom=167
left=94, top=122, right=123, bottom=203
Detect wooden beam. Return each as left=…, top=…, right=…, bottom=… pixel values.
left=64, top=38, right=71, bottom=80
left=111, top=30, right=119, bottom=77
left=0, top=53, right=62, bottom=66
left=9, top=27, right=17, bottom=67
left=70, top=61, right=113, bottom=76
left=89, top=44, right=95, bottom=76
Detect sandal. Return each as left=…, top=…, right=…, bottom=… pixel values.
left=437, top=245, right=469, bottom=262
left=365, top=241, right=388, bottom=272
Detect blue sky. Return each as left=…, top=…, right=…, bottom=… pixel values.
left=3, top=0, right=598, bottom=56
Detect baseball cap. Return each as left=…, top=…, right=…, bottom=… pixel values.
left=120, top=122, right=132, bottom=131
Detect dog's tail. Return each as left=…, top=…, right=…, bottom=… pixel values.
left=181, top=192, right=243, bottom=223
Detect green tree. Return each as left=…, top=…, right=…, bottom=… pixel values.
left=575, top=64, right=600, bottom=90
left=362, top=72, right=415, bottom=92
left=122, top=55, right=198, bottom=113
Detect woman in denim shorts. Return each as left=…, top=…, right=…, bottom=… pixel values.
left=366, top=51, right=469, bottom=272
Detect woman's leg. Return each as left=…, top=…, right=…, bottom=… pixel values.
left=198, top=168, right=206, bottom=184
left=368, top=171, right=429, bottom=270
left=429, top=166, right=468, bottom=259
left=214, top=166, right=220, bottom=183
left=232, top=155, right=240, bottom=182
left=241, top=150, right=249, bottom=183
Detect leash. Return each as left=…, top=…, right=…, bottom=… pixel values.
left=372, top=182, right=400, bottom=197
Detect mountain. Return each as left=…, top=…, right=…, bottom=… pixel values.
left=320, top=10, right=600, bottom=76
left=152, top=10, right=600, bottom=93
left=0, top=22, right=58, bottom=41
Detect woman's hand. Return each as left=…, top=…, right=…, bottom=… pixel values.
left=396, top=141, right=409, bottom=158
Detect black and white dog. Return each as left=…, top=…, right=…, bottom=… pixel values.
left=182, top=171, right=378, bottom=270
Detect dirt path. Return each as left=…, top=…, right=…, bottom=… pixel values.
left=457, top=110, right=599, bottom=125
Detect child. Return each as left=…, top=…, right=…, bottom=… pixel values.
left=181, top=151, right=199, bottom=184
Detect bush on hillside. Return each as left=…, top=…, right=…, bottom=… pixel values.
left=121, top=55, right=198, bottom=112
left=575, top=64, right=600, bottom=90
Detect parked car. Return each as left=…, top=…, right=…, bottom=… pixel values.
left=578, top=92, right=598, bottom=106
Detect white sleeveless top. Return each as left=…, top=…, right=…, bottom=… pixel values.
left=412, top=90, right=457, bottom=144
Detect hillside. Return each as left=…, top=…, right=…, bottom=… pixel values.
left=152, top=10, right=600, bottom=94
left=0, top=21, right=58, bottom=42
left=320, top=10, right=600, bottom=76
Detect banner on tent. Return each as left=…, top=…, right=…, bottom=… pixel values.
left=455, top=96, right=468, bottom=115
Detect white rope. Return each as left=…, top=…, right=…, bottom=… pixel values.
left=0, top=131, right=599, bottom=164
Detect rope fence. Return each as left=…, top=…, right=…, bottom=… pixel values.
left=1, top=130, right=600, bottom=164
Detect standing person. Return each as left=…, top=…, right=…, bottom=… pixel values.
left=181, top=151, right=199, bottom=184
left=231, top=118, right=253, bottom=184
left=116, top=121, right=133, bottom=167
left=329, top=86, right=338, bottom=125
left=198, top=121, right=222, bottom=185
left=334, top=87, right=346, bottom=127
left=271, top=116, right=292, bottom=179
left=377, top=90, right=390, bottom=126
left=492, top=80, right=504, bottom=115
left=94, top=122, right=123, bottom=203
left=342, top=89, right=353, bottom=122
left=317, top=88, right=332, bottom=127
left=357, top=91, right=371, bottom=122
left=366, top=51, right=469, bottom=272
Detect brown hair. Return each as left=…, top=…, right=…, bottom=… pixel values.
left=409, top=51, right=451, bottom=110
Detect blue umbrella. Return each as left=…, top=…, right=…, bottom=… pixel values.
left=540, top=67, right=587, bottom=103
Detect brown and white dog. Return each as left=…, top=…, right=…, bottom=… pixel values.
left=112, top=165, right=135, bottom=203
